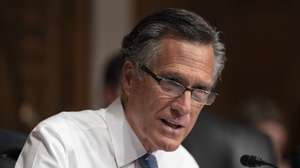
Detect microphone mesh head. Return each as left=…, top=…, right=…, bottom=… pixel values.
left=240, top=155, right=260, bottom=167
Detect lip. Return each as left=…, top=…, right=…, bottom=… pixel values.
left=160, top=118, right=185, bottom=129
left=159, top=118, right=185, bottom=138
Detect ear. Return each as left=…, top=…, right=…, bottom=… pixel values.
left=121, top=61, right=136, bottom=97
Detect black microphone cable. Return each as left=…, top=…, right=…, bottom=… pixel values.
left=240, top=154, right=278, bottom=168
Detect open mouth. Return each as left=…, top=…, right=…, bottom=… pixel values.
left=161, top=119, right=183, bottom=129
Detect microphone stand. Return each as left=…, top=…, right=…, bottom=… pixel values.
left=261, top=161, right=278, bottom=168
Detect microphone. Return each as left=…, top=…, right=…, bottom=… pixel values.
left=240, top=155, right=278, bottom=168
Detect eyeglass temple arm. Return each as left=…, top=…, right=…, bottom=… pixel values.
left=140, top=65, right=162, bottom=82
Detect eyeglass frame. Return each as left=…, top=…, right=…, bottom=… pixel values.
left=139, top=65, right=217, bottom=105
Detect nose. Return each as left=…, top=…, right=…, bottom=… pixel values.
left=171, top=90, right=192, bottom=116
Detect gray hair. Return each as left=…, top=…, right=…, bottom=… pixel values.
left=121, top=8, right=226, bottom=83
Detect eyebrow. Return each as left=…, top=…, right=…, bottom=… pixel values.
left=159, top=71, right=211, bottom=91
left=193, top=83, right=211, bottom=91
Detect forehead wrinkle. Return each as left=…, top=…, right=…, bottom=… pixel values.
left=172, top=54, right=213, bottom=76
left=150, top=38, right=215, bottom=87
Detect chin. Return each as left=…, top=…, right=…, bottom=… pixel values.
left=157, top=138, right=181, bottom=151
left=148, top=127, right=185, bottom=152
left=161, top=143, right=180, bottom=151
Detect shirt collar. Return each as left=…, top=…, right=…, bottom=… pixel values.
left=106, top=98, right=147, bottom=167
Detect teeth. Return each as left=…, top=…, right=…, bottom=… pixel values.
left=161, top=119, right=182, bottom=129
left=165, top=119, right=174, bottom=124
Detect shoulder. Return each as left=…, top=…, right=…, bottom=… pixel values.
left=30, top=109, right=109, bottom=146
left=155, top=145, right=199, bottom=168
left=227, top=124, right=276, bottom=167
left=229, top=124, right=273, bottom=146
left=37, top=109, right=106, bottom=132
left=16, top=109, right=112, bottom=167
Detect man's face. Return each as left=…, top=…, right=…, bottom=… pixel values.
left=123, top=37, right=215, bottom=152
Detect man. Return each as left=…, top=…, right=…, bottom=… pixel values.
left=102, top=52, right=123, bottom=107
left=184, top=109, right=276, bottom=168
left=16, top=8, right=225, bottom=168
left=183, top=97, right=278, bottom=168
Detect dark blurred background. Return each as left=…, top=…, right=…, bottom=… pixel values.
left=0, top=0, right=299, bottom=159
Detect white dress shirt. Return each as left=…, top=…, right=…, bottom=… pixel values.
left=16, top=98, right=199, bottom=168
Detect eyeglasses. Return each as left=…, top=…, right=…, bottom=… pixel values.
left=140, top=65, right=217, bottom=105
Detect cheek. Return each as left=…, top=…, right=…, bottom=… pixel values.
left=141, top=81, right=171, bottom=109
left=131, top=80, right=163, bottom=115
left=187, top=109, right=202, bottom=131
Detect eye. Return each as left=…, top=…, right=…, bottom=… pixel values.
left=191, top=89, right=208, bottom=101
left=195, top=88, right=210, bottom=94
left=159, top=78, right=184, bottom=96
left=160, top=74, right=184, bottom=85
left=161, top=78, right=181, bottom=89
left=161, top=75, right=175, bottom=81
